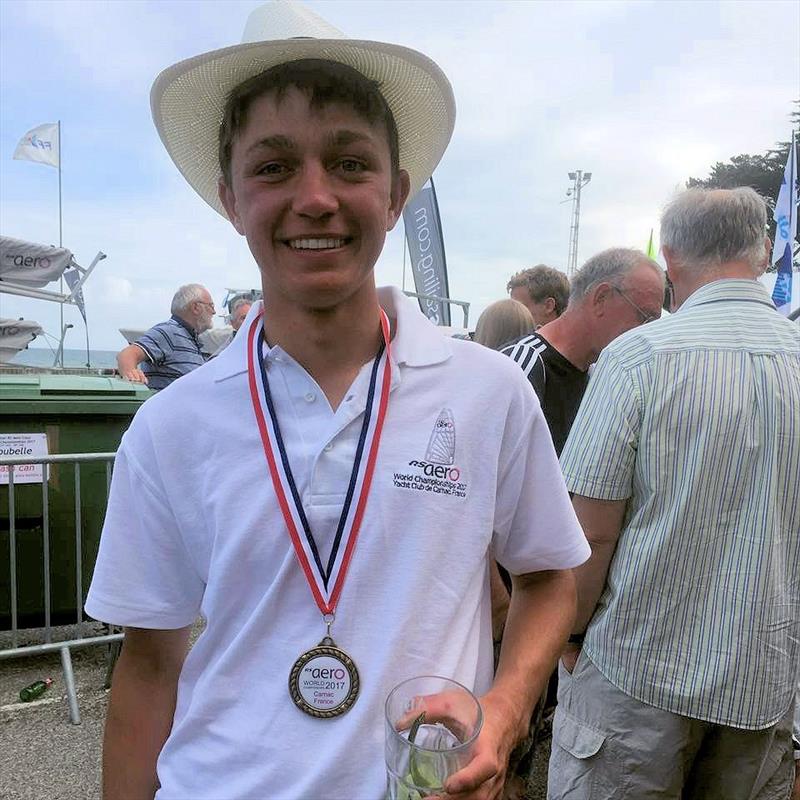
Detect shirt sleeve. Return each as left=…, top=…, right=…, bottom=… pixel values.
left=492, top=374, right=590, bottom=575
left=560, top=347, right=642, bottom=500
left=135, top=323, right=168, bottom=366
left=85, top=433, right=205, bottom=629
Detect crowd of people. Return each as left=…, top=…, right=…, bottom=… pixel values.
left=92, top=2, right=799, bottom=799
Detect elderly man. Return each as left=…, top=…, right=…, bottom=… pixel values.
left=507, top=264, right=570, bottom=328
left=86, top=3, right=589, bottom=799
left=502, top=248, right=664, bottom=455
left=550, top=188, right=800, bottom=799
left=117, top=283, right=213, bottom=389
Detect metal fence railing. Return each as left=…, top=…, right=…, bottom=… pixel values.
left=1, top=452, right=122, bottom=724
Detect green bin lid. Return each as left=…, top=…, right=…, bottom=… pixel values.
left=0, top=373, right=152, bottom=412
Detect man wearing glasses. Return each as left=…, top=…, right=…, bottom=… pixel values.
left=501, top=248, right=664, bottom=456
left=117, top=283, right=214, bottom=389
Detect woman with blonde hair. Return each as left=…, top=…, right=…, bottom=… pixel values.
left=474, top=298, right=535, bottom=350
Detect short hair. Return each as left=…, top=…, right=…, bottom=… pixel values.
left=218, top=59, right=400, bottom=188
left=660, top=187, right=768, bottom=272
left=474, top=299, right=535, bottom=351
left=228, top=296, right=252, bottom=318
left=171, top=284, right=207, bottom=315
left=569, top=248, right=662, bottom=304
left=506, top=265, right=570, bottom=315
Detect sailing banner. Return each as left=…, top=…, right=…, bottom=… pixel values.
left=13, top=123, right=59, bottom=168
left=64, top=268, right=86, bottom=322
left=0, top=235, right=73, bottom=287
left=771, top=132, right=797, bottom=315
left=403, top=178, right=451, bottom=326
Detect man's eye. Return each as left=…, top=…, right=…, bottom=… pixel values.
left=256, top=162, right=288, bottom=177
left=337, top=158, right=366, bottom=173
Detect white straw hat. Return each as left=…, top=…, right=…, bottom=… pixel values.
left=151, top=0, right=456, bottom=217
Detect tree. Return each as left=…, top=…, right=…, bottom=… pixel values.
left=686, top=103, right=799, bottom=270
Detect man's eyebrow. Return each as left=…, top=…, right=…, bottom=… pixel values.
left=326, top=129, right=374, bottom=148
left=245, top=135, right=295, bottom=155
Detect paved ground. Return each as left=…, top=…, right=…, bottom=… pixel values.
left=0, top=625, right=551, bottom=800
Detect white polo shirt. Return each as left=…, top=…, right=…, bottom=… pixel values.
left=86, top=286, right=588, bottom=800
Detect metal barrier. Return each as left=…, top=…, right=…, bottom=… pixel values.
left=1, top=452, right=121, bottom=724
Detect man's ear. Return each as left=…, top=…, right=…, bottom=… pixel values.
left=386, top=170, right=411, bottom=231
left=590, top=282, right=613, bottom=317
left=218, top=178, right=245, bottom=235
left=661, top=245, right=678, bottom=279
left=543, top=297, right=556, bottom=315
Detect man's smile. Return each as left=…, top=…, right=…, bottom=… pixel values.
left=284, top=236, right=352, bottom=251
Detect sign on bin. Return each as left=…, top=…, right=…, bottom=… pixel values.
left=0, top=433, right=48, bottom=484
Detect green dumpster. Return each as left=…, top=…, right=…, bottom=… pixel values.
left=0, top=373, right=152, bottom=630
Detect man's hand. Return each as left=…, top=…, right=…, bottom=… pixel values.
left=117, top=344, right=149, bottom=384
left=438, top=692, right=520, bottom=800
left=121, top=366, right=149, bottom=384
left=560, top=642, right=581, bottom=675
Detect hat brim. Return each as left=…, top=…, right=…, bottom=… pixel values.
left=151, top=38, right=456, bottom=217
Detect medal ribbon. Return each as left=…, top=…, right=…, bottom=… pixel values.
left=247, top=309, right=392, bottom=616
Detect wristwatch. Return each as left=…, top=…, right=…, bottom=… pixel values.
left=792, top=735, right=800, bottom=761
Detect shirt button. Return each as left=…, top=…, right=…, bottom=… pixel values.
left=304, top=392, right=315, bottom=403
left=323, top=442, right=333, bottom=452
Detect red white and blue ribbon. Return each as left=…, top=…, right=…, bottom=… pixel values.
left=247, top=309, right=392, bottom=616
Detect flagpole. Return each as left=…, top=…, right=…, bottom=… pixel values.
left=58, top=119, right=64, bottom=366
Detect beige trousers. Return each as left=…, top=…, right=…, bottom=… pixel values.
left=547, top=653, right=794, bottom=800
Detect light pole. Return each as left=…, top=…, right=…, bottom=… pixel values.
left=566, top=170, right=592, bottom=276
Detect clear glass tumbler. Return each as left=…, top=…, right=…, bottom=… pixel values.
left=385, top=675, right=483, bottom=800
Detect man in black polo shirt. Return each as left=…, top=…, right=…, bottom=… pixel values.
left=501, top=248, right=664, bottom=455
left=117, top=283, right=214, bottom=390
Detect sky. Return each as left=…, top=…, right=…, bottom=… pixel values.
left=1, top=0, right=798, bottom=351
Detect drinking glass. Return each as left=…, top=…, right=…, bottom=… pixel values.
left=385, top=675, right=483, bottom=800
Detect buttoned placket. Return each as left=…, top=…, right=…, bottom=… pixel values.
left=262, top=344, right=401, bottom=564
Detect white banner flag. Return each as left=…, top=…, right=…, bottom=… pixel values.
left=64, top=268, right=86, bottom=322
left=13, top=122, right=59, bottom=168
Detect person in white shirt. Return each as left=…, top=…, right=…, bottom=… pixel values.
left=85, top=3, right=589, bottom=798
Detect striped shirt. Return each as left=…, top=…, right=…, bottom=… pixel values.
left=501, top=333, right=589, bottom=455
left=136, top=315, right=206, bottom=391
left=561, top=279, right=800, bottom=729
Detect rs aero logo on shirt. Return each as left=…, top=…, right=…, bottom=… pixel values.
left=392, top=409, right=467, bottom=498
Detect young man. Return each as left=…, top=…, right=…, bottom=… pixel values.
left=507, top=265, right=570, bottom=328
left=86, top=4, right=589, bottom=798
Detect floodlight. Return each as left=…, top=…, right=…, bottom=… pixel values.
left=568, top=172, right=576, bottom=180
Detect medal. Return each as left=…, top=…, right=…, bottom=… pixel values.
left=247, top=309, right=392, bottom=718
left=288, top=616, right=360, bottom=718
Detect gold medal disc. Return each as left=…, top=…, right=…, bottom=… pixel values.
left=288, top=637, right=360, bottom=718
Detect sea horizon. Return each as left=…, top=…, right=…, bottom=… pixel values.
left=9, top=347, right=118, bottom=370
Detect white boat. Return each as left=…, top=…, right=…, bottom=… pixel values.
left=0, top=318, right=44, bottom=363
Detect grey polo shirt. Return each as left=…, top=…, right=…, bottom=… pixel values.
left=136, top=315, right=206, bottom=391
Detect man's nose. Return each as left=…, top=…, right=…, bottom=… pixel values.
left=291, top=163, right=339, bottom=218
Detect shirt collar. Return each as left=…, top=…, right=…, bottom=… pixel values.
left=213, top=286, right=452, bottom=382
left=679, top=279, right=774, bottom=312
left=170, top=313, right=199, bottom=338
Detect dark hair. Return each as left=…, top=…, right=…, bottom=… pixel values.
left=218, top=59, right=400, bottom=186
left=506, top=264, right=570, bottom=315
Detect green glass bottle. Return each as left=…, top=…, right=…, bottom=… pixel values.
left=19, top=678, right=52, bottom=702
